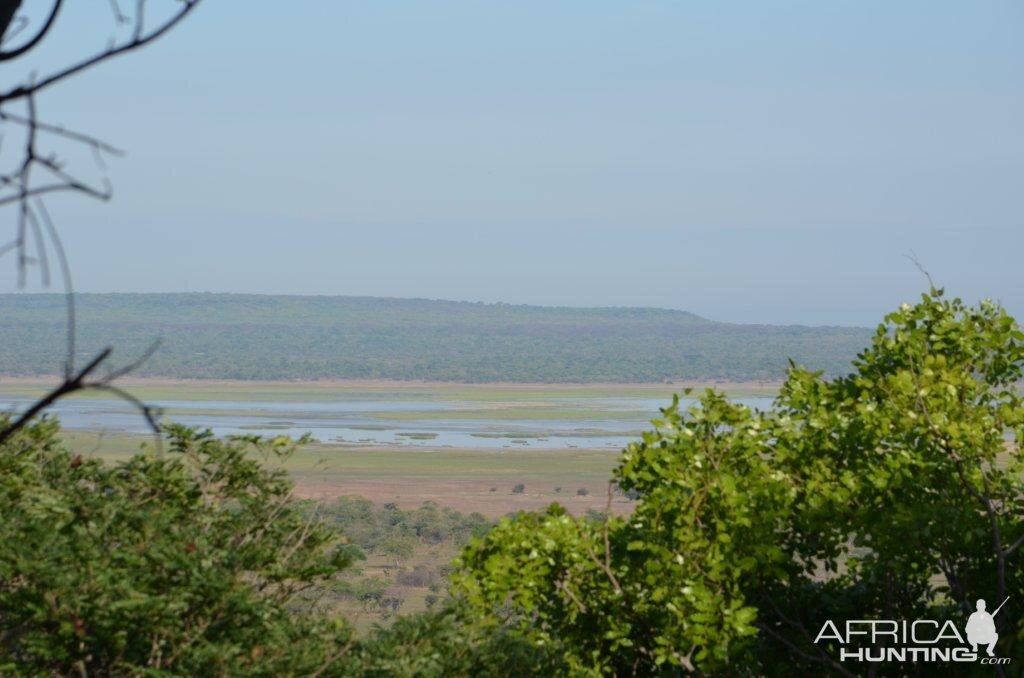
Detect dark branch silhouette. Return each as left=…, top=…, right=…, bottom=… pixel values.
left=0, top=0, right=62, bottom=61
left=0, top=0, right=203, bottom=444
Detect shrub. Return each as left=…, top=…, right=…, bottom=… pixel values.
left=349, top=605, right=561, bottom=675
left=575, top=487, right=589, bottom=496
left=0, top=422, right=356, bottom=675
left=397, top=565, right=439, bottom=588
left=320, top=497, right=490, bottom=554
left=511, top=483, right=526, bottom=494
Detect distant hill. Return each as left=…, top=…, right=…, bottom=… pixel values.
left=0, top=293, right=872, bottom=383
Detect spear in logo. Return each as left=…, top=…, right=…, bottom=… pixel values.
left=991, top=597, right=1010, bottom=618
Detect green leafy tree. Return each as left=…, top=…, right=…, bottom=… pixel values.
left=762, top=289, right=1024, bottom=672
left=454, top=289, right=1024, bottom=674
left=348, top=604, right=560, bottom=676
left=0, top=421, right=358, bottom=675
left=454, top=393, right=786, bottom=674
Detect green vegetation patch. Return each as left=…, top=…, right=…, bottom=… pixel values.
left=0, top=292, right=869, bottom=382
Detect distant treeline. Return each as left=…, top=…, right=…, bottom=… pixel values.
left=0, top=293, right=870, bottom=382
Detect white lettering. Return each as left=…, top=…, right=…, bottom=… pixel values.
left=873, top=620, right=898, bottom=644
left=935, top=620, right=964, bottom=644
left=814, top=619, right=844, bottom=644
left=840, top=648, right=863, bottom=661
left=911, top=619, right=939, bottom=643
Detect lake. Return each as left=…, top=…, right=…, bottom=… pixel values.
left=0, top=392, right=775, bottom=450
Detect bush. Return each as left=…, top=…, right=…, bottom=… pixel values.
left=575, top=487, right=589, bottom=496
left=348, top=605, right=562, bottom=675
left=397, top=565, right=439, bottom=588
left=511, top=483, right=525, bottom=494
left=320, top=497, right=490, bottom=554
left=0, top=422, right=356, bottom=675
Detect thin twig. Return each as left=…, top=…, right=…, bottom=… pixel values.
left=1, top=1, right=202, bottom=104
left=35, top=198, right=75, bottom=377
left=1, top=0, right=199, bottom=444
left=0, top=0, right=63, bottom=61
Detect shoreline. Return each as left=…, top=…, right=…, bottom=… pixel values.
left=0, top=375, right=782, bottom=393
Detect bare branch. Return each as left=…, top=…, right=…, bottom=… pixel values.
left=0, top=0, right=63, bottom=61
left=0, top=2, right=24, bottom=43
left=108, top=0, right=130, bottom=25
left=0, top=0, right=198, bottom=455
left=0, top=109, right=125, bottom=156
left=85, top=383, right=163, bottom=446
left=0, top=179, right=113, bottom=208
left=0, top=347, right=112, bottom=445
left=103, top=339, right=163, bottom=383
left=555, top=578, right=588, bottom=614
left=34, top=198, right=75, bottom=377
left=904, top=250, right=936, bottom=289
left=0, top=0, right=202, bottom=105
left=1004, top=532, right=1024, bottom=558
left=24, top=203, right=49, bottom=286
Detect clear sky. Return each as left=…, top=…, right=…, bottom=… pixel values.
left=10, top=0, right=1024, bottom=325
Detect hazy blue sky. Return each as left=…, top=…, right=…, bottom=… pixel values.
left=10, top=1, right=1024, bottom=325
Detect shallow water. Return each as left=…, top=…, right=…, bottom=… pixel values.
left=0, top=394, right=775, bottom=450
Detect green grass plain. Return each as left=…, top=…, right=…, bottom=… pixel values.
left=59, top=429, right=625, bottom=518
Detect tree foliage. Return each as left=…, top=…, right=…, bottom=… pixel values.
left=0, top=421, right=356, bottom=675
left=2, top=289, right=1021, bottom=675
left=0, top=292, right=870, bottom=382
left=320, top=496, right=490, bottom=553
left=454, top=289, right=1024, bottom=674
left=347, top=605, right=560, bottom=676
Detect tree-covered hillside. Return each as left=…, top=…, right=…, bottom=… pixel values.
left=0, top=293, right=869, bottom=382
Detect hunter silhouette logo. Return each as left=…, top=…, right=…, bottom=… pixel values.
left=814, top=596, right=1012, bottom=665
left=966, top=597, right=1007, bottom=657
